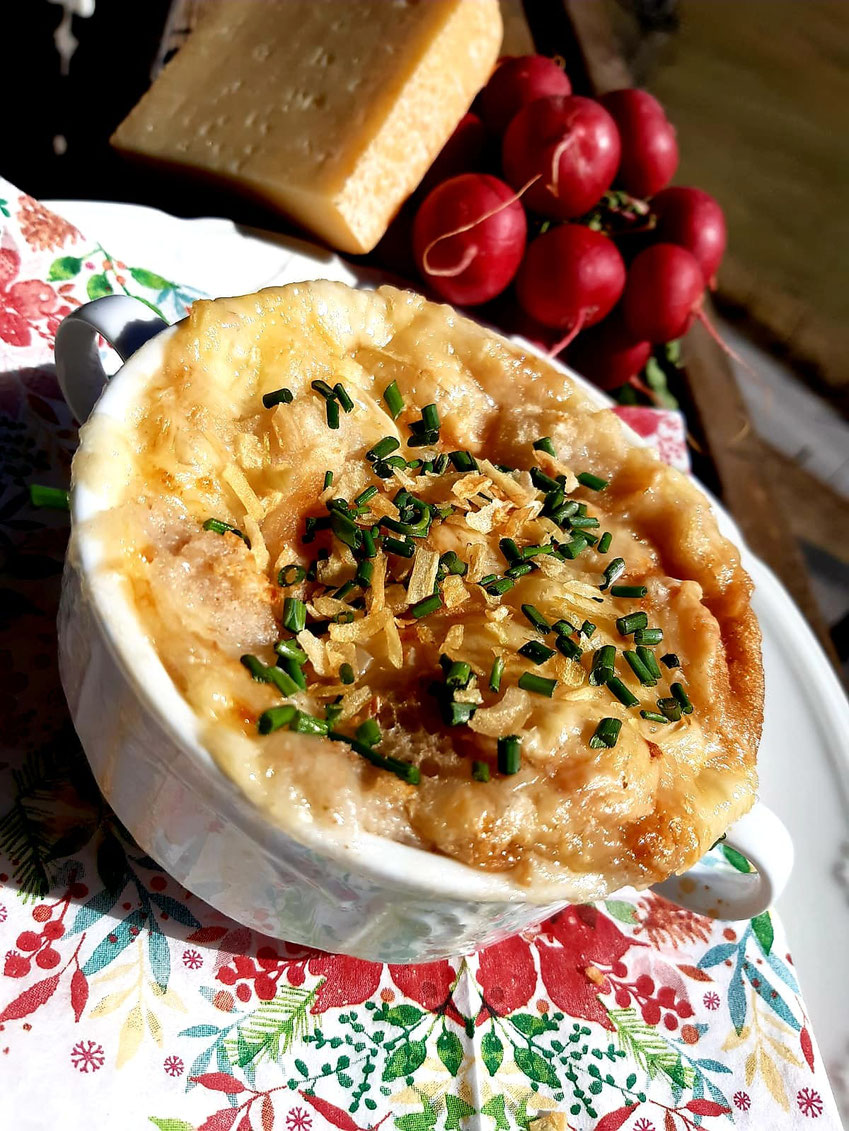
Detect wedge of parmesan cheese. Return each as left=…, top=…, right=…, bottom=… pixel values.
left=111, top=0, right=502, bottom=253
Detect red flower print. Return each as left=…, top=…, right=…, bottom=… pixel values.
left=70, top=1039, right=105, bottom=1072
left=633, top=1119, right=655, bottom=1131
left=543, top=905, right=633, bottom=965
left=0, top=244, right=65, bottom=349
left=183, top=948, right=203, bottom=970
left=703, top=991, right=720, bottom=1010
left=0, top=904, right=6, bottom=923
left=733, top=1092, right=751, bottom=1111
left=287, top=1106, right=313, bottom=1131
left=797, top=1088, right=823, bottom=1118
left=308, top=955, right=382, bottom=1013
left=164, top=1054, right=184, bottom=1077
left=536, top=937, right=614, bottom=1029
left=476, top=936, right=537, bottom=1018
left=388, top=960, right=456, bottom=1013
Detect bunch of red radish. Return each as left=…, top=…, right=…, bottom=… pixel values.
left=410, top=55, right=727, bottom=390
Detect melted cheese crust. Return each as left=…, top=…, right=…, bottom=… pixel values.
left=76, top=282, right=763, bottom=897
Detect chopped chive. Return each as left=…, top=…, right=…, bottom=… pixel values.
left=550, top=498, right=579, bottom=521
left=374, top=456, right=408, bottom=477
left=262, top=387, right=293, bottom=408
left=325, top=701, right=344, bottom=726
left=29, top=483, right=70, bottom=510
left=267, top=666, right=301, bottom=696
left=444, top=700, right=477, bottom=726
left=530, top=467, right=559, bottom=493
left=611, top=584, right=648, bottom=599
left=472, top=761, right=491, bottom=782
left=518, top=672, right=557, bottom=697
left=367, top=436, right=400, bottom=462
left=290, top=711, right=329, bottom=736
left=589, top=646, right=616, bottom=686
left=303, top=515, right=329, bottom=542
left=383, top=381, right=404, bottom=420
left=355, top=485, right=378, bottom=506
left=600, top=557, right=626, bottom=590
left=355, top=559, right=374, bottom=587
left=311, top=380, right=336, bottom=399
left=241, top=653, right=270, bottom=681
left=275, top=639, right=307, bottom=664
left=552, top=618, right=575, bottom=636
left=203, top=518, right=249, bottom=546
left=616, top=611, right=649, bottom=636
left=241, top=654, right=300, bottom=697
left=333, top=581, right=356, bottom=600
left=533, top=436, right=556, bottom=456
left=421, top=403, right=439, bottom=432
left=448, top=450, right=478, bottom=472
left=406, top=431, right=439, bottom=449
left=555, top=635, right=583, bottom=662
left=634, top=627, right=664, bottom=646
left=444, top=660, right=472, bottom=689
left=278, top=563, right=307, bottom=587
left=360, top=529, right=377, bottom=558
left=542, top=487, right=566, bottom=516
left=333, top=610, right=356, bottom=625
left=329, top=508, right=362, bottom=552
left=577, top=471, right=609, bottom=491
left=597, top=532, right=612, bottom=554
left=489, top=656, right=505, bottom=693
left=623, top=650, right=657, bottom=686
left=411, top=593, right=443, bottom=618
left=581, top=621, right=597, bottom=639
left=280, top=657, right=307, bottom=690
left=637, top=646, right=662, bottom=681
left=339, top=663, right=355, bottom=685
left=657, top=697, right=683, bottom=722
left=497, top=735, right=522, bottom=775
left=671, top=682, right=693, bottom=714
left=439, top=551, right=467, bottom=577
left=661, top=653, right=680, bottom=669
left=518, top=640, right=555, bottom=664
left=506, top=562, right=534, bottom=579
left=582, top=530, right=599, bottom=547
left=258, top=705, right=297, bottom=734
left=326, top=397, right=340, bottom=429
left=432, top=453, right=450, bottom=475
left=333, top=383, right=354, bottom=413
left=329, top=730, right=420, bottom=784
left=589, top=718, right=621, bottom=749
left=382, top=535, right=415, bottom=557
left=569, top=515, right=600, bottom=530
left=408, top=459, right=424, bottom=470
left=522, top=543, right=554, bottom=559
left=606, top=676, right=639, bottom=708
left=640, top=710, right=669, bottom=724
left=282, top=597, right=307, bottom=634
left=499, top=537, right=521, bottom=563
left=560, top=535, right=589, bottom=559
left=521, top=604, right=551, bottom=634
left=355, top=719, right=382, bottom=746
left=485, top=577, right=515, bottom=596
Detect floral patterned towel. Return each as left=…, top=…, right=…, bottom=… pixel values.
left=0, top=177, right=840, bottom=1131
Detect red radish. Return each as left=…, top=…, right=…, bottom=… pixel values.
left=623, top=243, right=704, bottom=342
left=419, top=113, right=488, bottom=197
left=600, top=89, right=678, bottom=198
left=480, top=55, right=572, bottom=134
left=567, top=308, right=651, bottom=388
left=516, top=225, right=626, bottom=340
left=412, top=173, right=527, bottom=306
left=502, top=95, right=621, bottom=219
left=652, top=186, right=727, bottom=286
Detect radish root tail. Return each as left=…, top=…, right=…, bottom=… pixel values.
left=421, top=175, right=541, bottom=278
left=548, top=310, right=586, bottom=357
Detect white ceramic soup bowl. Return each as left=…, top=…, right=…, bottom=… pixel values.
left=54, top=293, right=794, bottom=963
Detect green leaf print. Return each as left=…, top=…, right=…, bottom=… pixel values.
left=481, top=1029, right=503, bottom=1076
left=382, top=1039, right=427, bottom=1080
left=130, top=266, right=173, bottom=290
left=148, top=1120, right=194, bottom=1131
left=607, top=1007, right=695, bottom=1086
left=82, top=909, right=148, bottom=976
left=604, top=900, right=638, bottom=925
left=225, top=984, right=317, bottom=1067
left=722, top=844, right=752, bottom=872
left=385, top=1004, right=424, bottom=1027
left=514, top=1046, right=559, bottom=1087
left=444, top=1096, right=476, bottom=1129
left=437, top=1029, right=464, bottom=1075
left=47, top=255, right=83, bottom=281
left=511, top=1013, right=549, bottom=1037
left=752, top=911, right=774, bottom=955
left=480, top=1096, right=510, bottom=1131
left=87, top=273, right=113, bottom=300
left=395, top=1098, right=437, bottom=1131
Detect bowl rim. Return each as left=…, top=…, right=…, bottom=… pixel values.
left=65, top=285, right=719, bottom=907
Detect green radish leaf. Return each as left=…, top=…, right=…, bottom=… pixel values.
left=481, top=1029, right=503, bottom=1076
left=86, top=273, right=113, bottom=300
left=381, top=1039, right=426, bottom=1081
left=130, top=266, right=173, bottom=290
left=48, top=255, right=83, bottom=281
left=436, top=1029, right=463, bottom=1075
left=514, top=1046, right=559, bottom=1087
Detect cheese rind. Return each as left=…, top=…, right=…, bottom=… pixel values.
left=111, top=0, right=503, bottom=253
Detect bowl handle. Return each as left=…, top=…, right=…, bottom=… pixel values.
left=651, top=801, right=794, bottom=921
left=55, top=295, right=169, bottom=423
